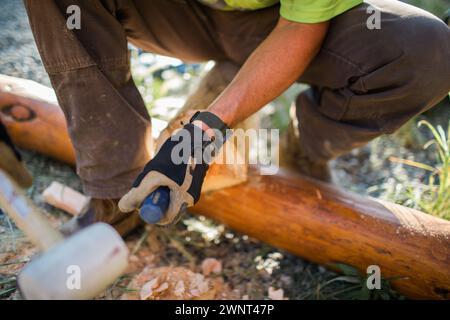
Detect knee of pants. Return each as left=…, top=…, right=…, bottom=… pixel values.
left=398, top=14, right=450, bottom=100
left=348, top=15, right=450, bottom=134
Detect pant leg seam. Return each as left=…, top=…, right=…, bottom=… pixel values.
left=45, top=57, right=93, bottom=74
left=46, top=56, right=129, bottom=75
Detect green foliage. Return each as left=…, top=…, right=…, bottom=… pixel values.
left=391, top=120, right=450, bottom=220
left=0, top=276, right=16, bottom=298
left=416, top=120, right=450, bottom=218
left=408, top=0, right=449, bottom=16
left=316, top=264, right=404, bottom=300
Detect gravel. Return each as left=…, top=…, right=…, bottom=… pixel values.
left=0, top=0, right=50, bottom=86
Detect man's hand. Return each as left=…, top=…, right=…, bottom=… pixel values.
left=119, top=111, right=228, bottom=225
left=0, top=120, right=33, bottom=188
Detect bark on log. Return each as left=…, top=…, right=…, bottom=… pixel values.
left=2, top=75, right=449, bottom=299
left=193, top=166, right=450, bottom=299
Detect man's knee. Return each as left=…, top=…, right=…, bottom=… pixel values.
left=375, top=14, right=450, bottom=133
left=399, top=13, right=450, bottom=93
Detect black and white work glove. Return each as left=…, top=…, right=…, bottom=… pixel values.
left=0, top=120, right=32, bottom=188
left=119, top=111, right=230, bottom=225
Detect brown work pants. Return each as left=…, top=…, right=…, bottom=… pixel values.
left=24, top=0, right=450, bottom=198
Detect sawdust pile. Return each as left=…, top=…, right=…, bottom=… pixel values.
left=121, top=266, right=238, bottom=300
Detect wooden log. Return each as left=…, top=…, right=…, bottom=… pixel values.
left=192, top=166, right=450, bottom=299
left=2, top=75, right=449, bottom=299
left=0, top=75, right=75, bottom=164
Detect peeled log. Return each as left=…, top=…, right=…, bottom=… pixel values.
left=0, top=75, right=75, bottom=164
left=193, top=167, right=450, bottom=299
left=1, top=75, right=449, bottom=299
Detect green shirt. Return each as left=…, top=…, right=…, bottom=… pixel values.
left=198, top=0, right=363, bottom=23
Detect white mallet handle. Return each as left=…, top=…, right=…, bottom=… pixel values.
left=0, top=170, right=63, bottom=250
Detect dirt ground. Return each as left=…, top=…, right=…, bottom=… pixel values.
left=0, top=0, right=448, bottom=300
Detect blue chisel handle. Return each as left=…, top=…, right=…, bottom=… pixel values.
left=139, top=186, right=170, bottom=224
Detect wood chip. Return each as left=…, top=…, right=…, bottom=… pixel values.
left=139, top=277, right=160, bottom=300
left=123, top=266, right=237, bottom=300
left=268, top=287, right=287, bottom=300
left=201, top=258, right=222, bottom=276
left=174, top=280, right=186, bottom=297
left=42, top=181, right=90, bottom=216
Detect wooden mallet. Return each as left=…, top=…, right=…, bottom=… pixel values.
left=0, top=169, right=129, bottom=299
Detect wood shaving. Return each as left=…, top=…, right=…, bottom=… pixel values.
left=122, top=266, right=237, bottom=300
left=201, top=258, right=222, bottom=276
left=268, top=287, right=287, bottom=300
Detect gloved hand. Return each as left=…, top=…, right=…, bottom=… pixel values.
left=119, top=111, right=229, bottom=226
left=0, top=120, right=33, bottom=188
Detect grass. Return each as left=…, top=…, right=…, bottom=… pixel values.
left=0, top=276, right=17, bottom=298
left=318, top=264, right=404, bottom=300
left=389, top=119, right=450, bottom=220
left=295, top=263, right=404, bottom=300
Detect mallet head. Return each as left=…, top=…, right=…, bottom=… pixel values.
left=18, top=223, right=129, bottom=300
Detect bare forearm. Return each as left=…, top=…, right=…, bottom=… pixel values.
left=207, top=18, right=329, bottom=127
